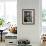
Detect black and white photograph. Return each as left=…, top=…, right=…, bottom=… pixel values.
left=22, top=9, right=35, bottom=25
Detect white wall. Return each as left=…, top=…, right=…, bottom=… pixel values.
left=17, top=0, right=42, bottom=46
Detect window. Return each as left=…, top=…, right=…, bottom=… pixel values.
left=0, top=1, right=4, bottom=18
left=5, top=1, right=17, bottom=25
left=42, top=0, right=46, bottom=33
left=42, top=0, right=46, bottom=26
left=0, top=0, right=17, bottom=27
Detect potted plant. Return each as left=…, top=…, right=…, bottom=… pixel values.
left=0, top=18, right=5, bottom=27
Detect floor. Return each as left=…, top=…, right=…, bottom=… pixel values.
left=0, top=41, right=46, bottom=46
left=0, top=41, right=5, bottom=46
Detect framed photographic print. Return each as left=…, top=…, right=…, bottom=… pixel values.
left=22, top=9, right=35, bottom=25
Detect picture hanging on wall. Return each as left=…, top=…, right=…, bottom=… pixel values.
left=22, top=9, right=35, bottom=25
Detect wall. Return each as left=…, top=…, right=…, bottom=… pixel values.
left=17, top=0, right=42, bottom=46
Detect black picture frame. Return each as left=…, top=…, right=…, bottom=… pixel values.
left=22, top=9, right=35, bottom=25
